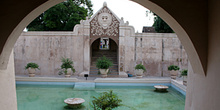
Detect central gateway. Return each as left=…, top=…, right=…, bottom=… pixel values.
left=89, top=3, right=120, bottom=76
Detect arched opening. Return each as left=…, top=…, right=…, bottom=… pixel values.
left=0, top=0, right=210, bottom=110
left=0, top=0, right=205, bottom=76
left=90, top=38, right=118, bottom=76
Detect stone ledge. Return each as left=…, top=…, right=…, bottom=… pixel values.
left=119, top=72, right=128, bottom=78
left=94, top=77, right=170, bottom=83
left=16, top=76, right=78, bottom=82
left=171, top=79, right=186, bottom=96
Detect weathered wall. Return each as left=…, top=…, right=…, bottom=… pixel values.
left=14, top=32, right=188, bottom=77
left=119, top=25, right=135, bottom=74
left=121, top=33, right=188, bottom=76
left=14, top=32, right=84, bottom=76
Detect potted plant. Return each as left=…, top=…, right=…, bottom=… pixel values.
left=25, top=62, right=40, bottom=77
left=92, top=90, right=122, bottom=110
left=181, top=69, right=188, bottom=86
left=96, top=56, right=112, bottom=78
left=168, top=65, right=180, bottom=79
left=58, top=57, right=75, bottom=77
left=134, top=63, right=146, bottom=78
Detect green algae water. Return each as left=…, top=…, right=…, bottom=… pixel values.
left=16, top=84, right=185, bottom=110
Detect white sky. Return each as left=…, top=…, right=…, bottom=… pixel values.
left=25, top=0, right=154, bottom=32
left=91, top=0, right=154, bottom=32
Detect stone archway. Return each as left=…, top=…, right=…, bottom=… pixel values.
left=0, top=0, right=205, bottom=76
left=90, top=38, right=118, bottom=77
left=0, top=0, right=210, bottom=110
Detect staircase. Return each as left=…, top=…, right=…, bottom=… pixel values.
left=89, top=50, right=118, bottom=77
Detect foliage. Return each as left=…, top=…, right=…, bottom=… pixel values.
left=92, top=90, right=122, bottom=110
left=27, top=0, right=93, bottom=31
left=146, top=10, right=174, bottom=33
left=135, top=64, right=146, bottom=72
left=59, top=57, right=75, bottom=75
left=96, top=56, right=113, bottom=69
left=153, top=15, right=174, bottom=33
left=181, top=69, right=188, bottom=76
left=168, top=65, right=180, bottom=71
left=25, top=62, right=40, bottom=70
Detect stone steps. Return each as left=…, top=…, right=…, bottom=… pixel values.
left=90, top=50, right=118, bottom=76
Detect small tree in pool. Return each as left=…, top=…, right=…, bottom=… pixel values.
left=92, top=90, right=122, bottom=110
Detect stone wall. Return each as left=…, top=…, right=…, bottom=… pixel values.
left=121, top=33, right=188, bottom=77
left=14, top=32, right=85, bottom=76
left=14, top=32, right=188, bottom=77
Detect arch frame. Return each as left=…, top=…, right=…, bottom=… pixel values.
left=0, top=0, right=205, bottom=76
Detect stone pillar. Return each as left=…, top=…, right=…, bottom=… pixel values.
left=0, top=50, right=17, bottom=110
left=83, top=35, right=90, bottom=73
left=119, top=37, right=125, bottom=72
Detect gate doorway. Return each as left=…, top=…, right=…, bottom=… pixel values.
left=90, top=38, right=118, bottom=77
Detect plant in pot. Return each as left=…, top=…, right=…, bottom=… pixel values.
left=25, top=62, right=40, bottom=77
left=91, top=90, right=122, bottom=110
left=96, top=56, right=112, bottom=78
left=58, top=57, right=75, bottom=77
left=134, top=63, right=146, bottom=78
left=181, top=69, right=188, bottom=86
left=168, top=65, right=180, bottom=79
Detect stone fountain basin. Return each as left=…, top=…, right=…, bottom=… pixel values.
left=154, top=85, right=169, bottom=92
left=64, top=98, right=85, bottom=106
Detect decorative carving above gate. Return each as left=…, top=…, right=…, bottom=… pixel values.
left=90, top=4, right=120, bottom=45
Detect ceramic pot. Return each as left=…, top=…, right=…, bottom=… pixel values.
left=99, top=69, right=109, bottom=78
left=28, top=67, right=36, bottom=77
left=170, top=70, right=178, bottom=79
left=135, top=69, right=144, bottom=78
left=65, top=68, right=72, bottom=78
left=183, top=76, right=187, bottom=86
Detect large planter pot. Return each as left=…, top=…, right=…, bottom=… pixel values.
left=170, top=70, right=178, bottom=79
left=65, top=68, right=72, bottom=78
left=28, top=68, right=36, bottom=77
left=183, top=76, right=187, bottom=86
left=99, top=69, right=109, bottom=78
left=135, top=69, right=144, bottom=78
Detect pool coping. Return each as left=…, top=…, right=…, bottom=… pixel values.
left=15, top=76, right=186, bottom=96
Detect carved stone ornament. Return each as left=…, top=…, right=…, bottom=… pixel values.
left=98, top=13, right=112, bottom=29
left=90, top=7, right=119, bottom=37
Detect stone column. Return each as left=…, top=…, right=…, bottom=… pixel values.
left=83, top=35, right=90, bottom=73
left=0, top=50, right=17, bottom=110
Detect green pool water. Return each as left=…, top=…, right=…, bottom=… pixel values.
left=16, top=84, right=185, bottom=110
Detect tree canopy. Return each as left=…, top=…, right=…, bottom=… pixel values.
left=147, top=10, right=174, bottom=33
left=153, top=15, right=174, bottom=33
left=27, top=0, right=93, bottom=31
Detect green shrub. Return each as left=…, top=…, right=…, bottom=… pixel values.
left=92, top=90, right=122, bottom=110
left=25, top=62, right=40, bottom=70
left=96, top=56, right=113, bottom=69
left=59, top=57, right=75, bottom=75
left=135, top=64, right=146, bottom=72
left=168, top=65, right=180, bottom=71
left=181, top=69, right=188, bottom=76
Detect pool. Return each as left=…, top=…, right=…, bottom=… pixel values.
left=16, top=83, right=185, bottom=110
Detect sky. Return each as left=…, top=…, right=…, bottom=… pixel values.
left=91, top=0, right=154, bottom=32
left=24, top=0, right=154, bottom=32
